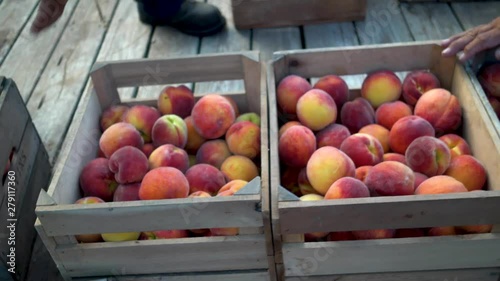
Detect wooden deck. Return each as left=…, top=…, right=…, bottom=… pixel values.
left=0, top=0, right=499, bottom=280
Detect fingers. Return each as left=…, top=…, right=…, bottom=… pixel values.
left=441, top=24, right=493, bottom=56
left=460, top=29, right=500, bottom=62
left=30, top=0, right=68, bottom=34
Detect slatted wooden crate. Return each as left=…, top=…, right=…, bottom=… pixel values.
left=267, top=41, right=500, bottom=281
left=0, top=77, right=51, bottom=281
left=34, top=52, right=276, bottom=281
left=232, top=0, right=367, bottom=29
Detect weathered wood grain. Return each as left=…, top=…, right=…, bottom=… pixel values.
left=0, top=0, right=78, bottom=101
left=252, top=27, right=302, bottom=62
left=96, top=0, right=153, bottom=99
left=25, top=0, right=118, bottom=163
left=195, top=0, right=250, bottom=94
left=451, top=1, right=500, bottom=29
left=0, top=0, right=39, bottom=65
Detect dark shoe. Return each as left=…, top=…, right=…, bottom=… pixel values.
left=137, top=0, right=226, bottom=37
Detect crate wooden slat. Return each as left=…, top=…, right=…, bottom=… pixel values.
left=35, top=52, right=274, bottom=281
left=231, top=0, right=367, bottom=29
left=0, top=77, right=51, bottom=281
left=267, top=41, right=500, bottom=280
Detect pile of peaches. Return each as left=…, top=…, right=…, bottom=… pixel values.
left=75, top=86, right=261, bottom=243
left=277, top=70, right=491, bottom=241
left=477, top=62, right=500, bottom=119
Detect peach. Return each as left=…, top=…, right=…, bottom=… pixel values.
left=122, top=105, right=161, bottom=142
left=325, top=177, right=370, bottom=199
left=279, top=125, right=316, bottom=168
left=101, top=232, right=141, bottom=242
left=157, top=85, right=195, bottom=118
left=100, top=105, right=129, bottom=131
left=184, top=116, right=206, bottom=154
left=196, top=140, right=232, bottom=170
left=316, top=123, right=351, bottom=149
left=189, top=191, right=212, bottom=198
left=359, top=124, right=390, bottom=153
left=340, top=133, right=384, bottom=167
left=276, top=75, right=312, bottom=119
left=140, top=230, right=189, bottom=240
left=444, top=155, right=487, bottom=191
left=438, top=134, right=471, bottom=158
left=281, top=166, right=301, bottom=196
left=220, top=155, right=259, bottom=182
left=313, top=75, right=350, bottom=108
left=415, top=175, right=467, bottom=194
left=298, top=168, right=318, bottom=195
left=487, top=96, right=500, bottom=118
left=300, top=194, right=329, bottom=241
left=139, top=167, right=189, bottom=200
left=152, top=114, right=188, bottom=148
left=478, top=63, right=500, bottom=98
left=428, top=227, right=456, bottom=236
left=365, top=161, right=415, bottom=196
left=375, top=101, right=413, bottom=130
left=142, top=143, right=155, bottom=158
left=340, top=97, right=376, bottom=134
left=235, top=112, right=260, bottom=126
left=217, top=180, right=248, bottom=196
left=109, top=146, right=149, bottom=184
left=279, top=121, right=301, bottom=139
left=186, top=164, right=226, bottom=195
left=405, top=136, right=451, bottom=177
left=383, top=153, right=406, bottom=165
left=224, top=96, right=240, bottom=117
left=355, top=166, right=372, bottom=182
left=402, top=70, right=441, bottom=106
left=414, top=172, right=428, bottom=191
left=225, top=121, right=261, bottom=159
left=352, top=229, right=395, bottom=240
left=74, top=197, right=105, bottom=243
left=297, top=89, right=337, bottom=131
left=361, top=70, right=402, bottom=108
left=327, top=232, right=356, bottom=241
left=457, top=225, right=492, bottom=234
left=395, top=228, right=425, bottom=238
left=306, top=147, right=356, bottom=195
left=113, top=183, right=141, bottom=202
left=188, top=154, right=197, bottom=167
left=79, top=158, right=118, bottom=202
left=149, top=144, right=189, bottom=173
left=192, top=94, right=236, bottom=139
left=414, top=88, right=462, bottom=134
left=389, top=116, right=435, bottom=154
left=99, top=122, right=143, bottom=158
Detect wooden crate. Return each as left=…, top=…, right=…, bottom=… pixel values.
left=267, top=42, right=500, bottom=280
left=466, top=50, right=500, bottom=139
left=34, top=52, right=276, bottom=281
left=0, top=77, right=52, bottom=281
left=232, top=0, right=367, bottom=29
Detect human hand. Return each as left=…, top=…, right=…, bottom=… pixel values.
left=30, top=0, right=68, bottom=34
left=441, top=17, right=500, bottom=62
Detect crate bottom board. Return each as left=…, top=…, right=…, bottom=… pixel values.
left=75, top=270, right=271, bottom=281
left=282, top=234, right=500, bottom=277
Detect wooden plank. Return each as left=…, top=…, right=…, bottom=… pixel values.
left=77, top=271, right=271, bottom=281
left=252, top=27, right=302, bottom=63
left=0, top=0, right=39, bottom=65
left=451, top=2, right=500, bottom=30
left=283, top=234, right=500, bottom=276
left=58, top=236, right=268, bottom=277
left=284, top=268, right=500, bottom=281
left=195, top=0, right=250, bottom=94
left=96, top=0, right=153, bottom=100
left=0, top=0, right=78, bottom=101
left=136, top=27, right=199, bottom=99
left=35, top=219, right=71, bottom=280
left=232, top=0, right=367, bottom=29
left=25, top=235, right=64, bottom=281
left=25, top=0, right=118, bottom=163
left=401, top=2, right=463, bottom=40
left=355, top=0, right=413, bottom=44
left=37, top=195, right=262, bottom=236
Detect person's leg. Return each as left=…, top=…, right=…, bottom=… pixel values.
left=136, top=0, right=226, bottom=37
